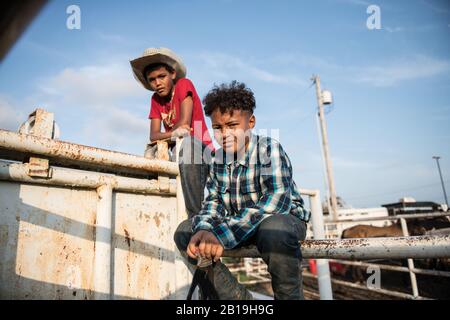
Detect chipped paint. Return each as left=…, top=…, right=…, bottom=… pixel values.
left=0, top=180, right=190, bottom=299
left=0, top=129, right=179, bottom=176
left=223, top=235, right=450, bottom=260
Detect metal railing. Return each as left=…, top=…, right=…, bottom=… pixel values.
left=0, top=128, right=179, bottom=176
left=223, top=199, right=450, bottom=300
left=0, top=109, right=190, bottom=299
left=323, top=212, right=450, bottom=299
left=3, top=109, right=449, bottom=300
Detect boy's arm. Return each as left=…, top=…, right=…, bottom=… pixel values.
left=207, top=140, right=306, bottom=249
left=177, top=96, right=193, bottom=127
left=149, top=102, right=192, bottom=142
left=192, top=166, right=229, bottom=237
left=150, top=118, right=172, bottom=142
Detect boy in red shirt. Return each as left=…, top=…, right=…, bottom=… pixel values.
left=130, top=47, right=214, bottom=218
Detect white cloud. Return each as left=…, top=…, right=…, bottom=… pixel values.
left=95, top=31, right=126, bottom=44
left=332, top=156, right=378, bottom=169
left=259, top=52, right=450, bottom=88
left=352, top=55, right=450, bottom=87
left=383, top=24, right=445, bottom=33
left=0, top=97, right=26, bottom=131
left=28, top=61, right=151, bottom=153
left=188, top=51, right=450, bottom=93
left=189, top=52, right=309, bottom=89
left=22, top=40, right=68, bottom=61
left=82, top=107, right=148, bottom=153
left=384, top=26, right=405, bottom=33
left=40, top=63, right=144, bottom=106
left=420, top=0, right=450, bottom=14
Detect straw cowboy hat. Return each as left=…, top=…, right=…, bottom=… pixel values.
left=130, top=47, right=187, bottom=91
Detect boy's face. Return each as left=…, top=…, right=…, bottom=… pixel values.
left=146, top=66, right=176, bottom=97
left=210, top=109, right=256, bottom=154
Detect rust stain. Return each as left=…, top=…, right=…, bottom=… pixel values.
left=6, top=130, right=179, bottom=176
left=166, top=283, right=170, bottom=296
left=138, top=212, right=152, bottom=222
left=124, top=228, right=131, bottom=247
left=153, top=214, right=161, bottom=228
left=93, top=218, right=97, bottom=252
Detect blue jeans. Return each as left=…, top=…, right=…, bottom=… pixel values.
left=174, top=214, right=307, bottom=300
left=176, top=136, right=212, bottom=219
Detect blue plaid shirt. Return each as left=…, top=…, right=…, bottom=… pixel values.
left=192, top=134, right=310, bottom=249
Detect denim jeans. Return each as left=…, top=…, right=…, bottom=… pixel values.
left=174, top=213, right=307, bottom=300
left=176, top=136, right=212, bottom=219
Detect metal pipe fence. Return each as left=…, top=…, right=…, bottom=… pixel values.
left=224, top=213, right=450, bottom=300
left=2, top=110, right=449, bottom=300
left=327, top=259, right=450, bottom=278
left=0, top=129, right=179, bottom=176
left=223, top=235, right=450, bottom=260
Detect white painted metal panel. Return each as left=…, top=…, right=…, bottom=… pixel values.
left=0, top=181, right=190, bottom=299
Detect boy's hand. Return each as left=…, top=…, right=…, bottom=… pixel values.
left=171, top=125, right=192, bottom=139
left=187, top=230, right=224, bottom=262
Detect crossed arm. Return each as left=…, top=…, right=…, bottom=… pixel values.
left=150, top=96, right=193, bottom=142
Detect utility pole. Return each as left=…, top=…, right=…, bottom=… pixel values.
left=312, top=75, right=339, bottom=221
left=433, top=156, right=449, bottom=209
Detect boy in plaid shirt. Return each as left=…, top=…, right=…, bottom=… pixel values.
left=174, top=81, right=310, bottom=300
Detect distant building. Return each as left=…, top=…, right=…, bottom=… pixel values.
left=315, top=196, right=390, bottom=239
left=308, top=207, right=390, bottom=239
left=381, top=197, right=442, bottom=216
left=308, top=197, right=446, bottom=240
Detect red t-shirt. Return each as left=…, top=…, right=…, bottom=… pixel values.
left=149, top=78, right=214, bottom=150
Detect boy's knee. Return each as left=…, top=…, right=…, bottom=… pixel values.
left=174, top=219, right=193, bottom=251
left=256, top=214, right=301, bottom=251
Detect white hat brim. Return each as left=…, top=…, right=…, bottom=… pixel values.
left=130, top=50, right=187, bottom=91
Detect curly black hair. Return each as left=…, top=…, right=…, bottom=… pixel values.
left=202, top=81, right=256, bottom=117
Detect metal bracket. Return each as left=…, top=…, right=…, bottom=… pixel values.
left=21, top=109, right=55, bottom=178
left=28, top=157, right=52, bottom=178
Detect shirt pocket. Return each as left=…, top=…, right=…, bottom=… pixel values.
left=216, top=185, right=229, bottom=209
left=240, top=180, right=261, bottom=207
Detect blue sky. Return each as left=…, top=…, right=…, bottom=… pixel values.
left=0, top=0, right=449, bottom=208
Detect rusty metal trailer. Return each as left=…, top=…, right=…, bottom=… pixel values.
left=0, top=109, right=189, bottom=299
left=1, top=109, right=450, bottom=300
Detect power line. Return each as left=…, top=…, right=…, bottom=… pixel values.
left=282, top=78, right=317, bottom=124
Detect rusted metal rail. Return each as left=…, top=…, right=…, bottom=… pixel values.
left=0, top=129, right=179, bottom=176
left=327, top=259, right=450, bottom=278
left=0, top=160, right=176, bottom=195
left=223, top=235, right=450, bottom=260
